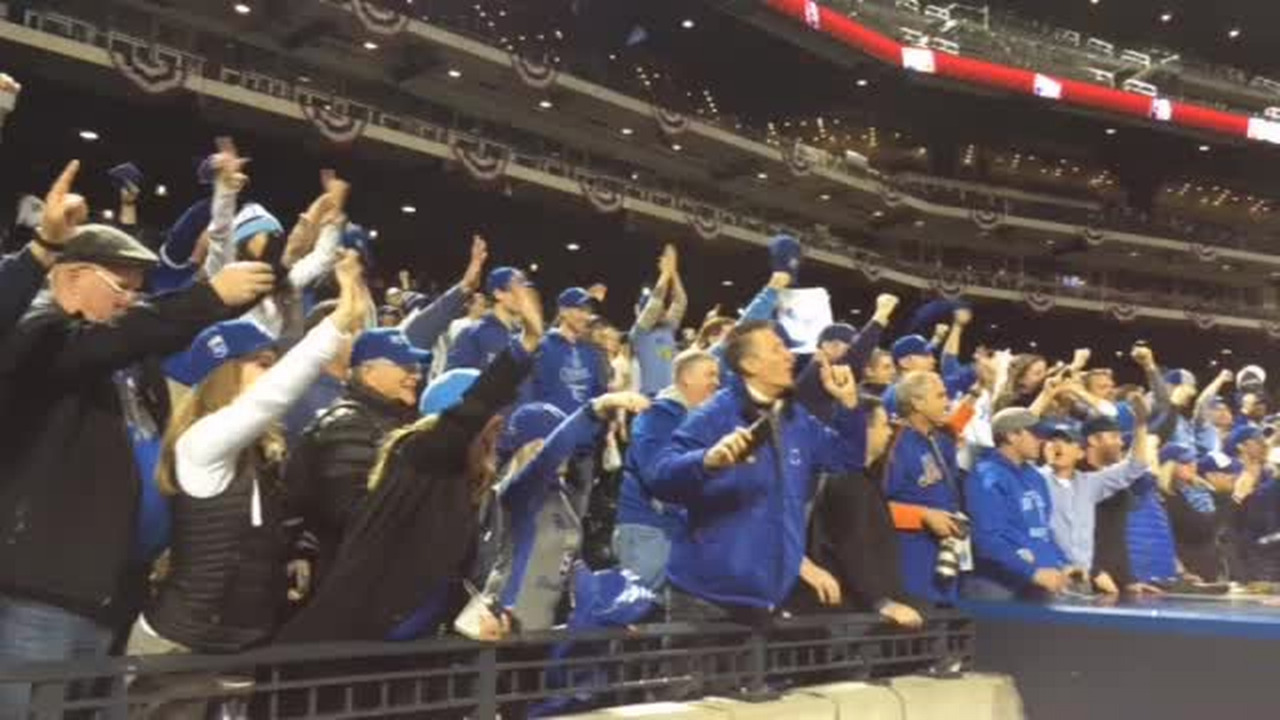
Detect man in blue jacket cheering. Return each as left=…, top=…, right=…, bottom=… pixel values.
left=964, top=408, right=1075, bottom=600
left=649, top=320, right=865, bottom=623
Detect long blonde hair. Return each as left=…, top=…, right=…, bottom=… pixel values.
left=156, top=359, right=285, bottom=497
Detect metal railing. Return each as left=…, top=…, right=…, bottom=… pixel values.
left=0, top=612, right=974, bottom=719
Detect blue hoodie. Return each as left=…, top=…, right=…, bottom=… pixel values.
left=523, top=329, right=608, bottom=415
left=1124, top=473, right=1179, bottom=583
left=446, top=313, right=517, bottom=371
left=649, top=382, right=865, bottom=610
left=883, top=427, right=961, bottom=604
left=966, top=451, right=1069, bottom=592
left=617, top=394, right=690, bottom=536
left=498, top=406, right=604, bottom=630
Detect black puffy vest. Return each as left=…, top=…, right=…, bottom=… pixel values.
left=147, top=459, right=286, bottom=653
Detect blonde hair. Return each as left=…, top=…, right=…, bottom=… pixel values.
left=369, top=414, right=440, bottom=491
left=156, top=359, right=285, bottom=496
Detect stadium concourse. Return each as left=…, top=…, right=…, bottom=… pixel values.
left=3, top=1, right=1280, bottom=718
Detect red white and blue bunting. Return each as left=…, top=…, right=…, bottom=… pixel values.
left=578, top=176, right=625, bottom=214
left=804, top=0, right=823, bottom=29
left=1023, top=289, right=1056, bottom=314
left=929, top=276, right=966, bottom=300
left=970, top=207, right=1006, bottom=232
left=785, top=142, right=814, bottom=177
left=1190, top=243, right=1220, bottom=263
left=351, top=0, right=408, bottom=36
left=449, top=138, right=510, bottom=182
left=1080, top=226, right=1107, bottom=246
left=1106, top=302, right=1139, bottom=323
left=878, top=183, right=904, bottom=208
left=1263, top=321, right=1280, bottom=341
left=685, top=208, right=722, bottom=240
left=510, top=52, right=559, bottom=90
left=109, top=42, right=187, bottom=94
left=299, top=100, right=367, bottom=144
left=1185, top=309, right=1217, bottom=331
left=653, top=105, right=690, bottom=136
left=857, top=260, right=884, bottom=283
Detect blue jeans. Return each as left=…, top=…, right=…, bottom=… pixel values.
left=612, top=524, right=672, bottom=591
left=0, top=595, right=114, bottom=717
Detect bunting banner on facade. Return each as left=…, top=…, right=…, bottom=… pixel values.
left=786, top=142, right=814, bottom=177
left=878, top=183, right=904, bottom=208
left=109, top=42, right=187, bottom=94
left=1263, top=320, right=1280, bottom=341
left=299, top=100, right=368, bottom=144
left=449, top=137, right=510, bottom=181
left=578, top=176, right=625, bottom=214
left=653, top=105, right=689, bottom=136
left=1081, top=226, right=1107, bottom=246
left=1106, top=302, right=1139, bottom=323
left=1185, top=309, right=1218, bottom=331
left=1023, top=289, right=1056, bottom=314
left=1191, top=243, right=1220, bottom=263
left=857, top=260, right=884, bottom=283
left=351, top=0, right=408, bottom=35
left=929, top=276, right=966, bottom=300
left=970, top=206, right=1006, bottom=232
left=510, top=52, right=559, bottom=89
left=685, top=207, right=722, bottom=240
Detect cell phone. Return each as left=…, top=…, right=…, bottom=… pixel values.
left=743, top=415, right=773, bottom=455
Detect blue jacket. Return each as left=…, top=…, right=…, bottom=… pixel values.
left=447, top=313, right=517, bottom=371
left=524, top=330, right=608, bottom=415
left=967, top=452, right=1069, bottom=592
left=401, top=284, right=467, bottom=353
left=0, top=247, right=44, bottom=338
left=499, top=406, right=603, bottom=628
left=649, top=383, right=865, bottom=609
left=883, top=427, right=961, bottom=604
left=148, top=198, right=211, bottom=294
left=1125, top=474, right=1179, bottom=583
left=617, top=394, right=689, bottom=536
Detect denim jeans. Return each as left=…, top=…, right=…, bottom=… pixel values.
left=0, top=594, right=114, bottom=717
left=612, top=523, right=671, bottom=591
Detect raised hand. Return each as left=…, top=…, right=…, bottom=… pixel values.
left=593, top=391, right=652, bottom=418
left=818, top=355, right=858, bottom=409
left=587, top=283, right=608, bottom=302
left=39, top=159, right=88, bottom=248
left=954, top=307, right=974, bottom=327
left=461, top=234, right=488, bottom=292
left=212, top=136, right=249, bottom=192
left=704, top=427, right=755, bottom=471
left=1130, top=345, right=1155, bottom=370
left=768, top=271, right=792, bottom=290
left=873, top=293, right=899, bottom=325
left=332, top=250, right=371, bottom=333
left=514, top=285, right=545, bottom=352
left=209, top=261, right=276, bottom=307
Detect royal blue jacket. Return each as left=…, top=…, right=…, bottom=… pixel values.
left=446, top=313, right=517, bottom=371
left=0, top=247, right=45, bottom=338
left=523, top=330, right=608, bottom=415
left=966, top=452, right=1069, bottom=592
left=617, top=394, right=689, bottom=536
left=883, top=427, right=961, bottom=604
left=649, top=383, right=865, bottom=609
left=1124, top=473, right=1179, bottom=583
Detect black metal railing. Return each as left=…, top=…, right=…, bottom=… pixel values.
left=0, top=611, right=973, bottom=719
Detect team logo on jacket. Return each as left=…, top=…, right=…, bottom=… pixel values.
left=1017, top=548, right=1036, bottom=565
left=560, top=349, right=592, bottom=402
left=918, top=454, right=943, bottom=487
left=789, top=448, right=803, bottom=467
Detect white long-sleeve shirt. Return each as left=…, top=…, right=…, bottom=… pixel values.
left=175, top=318, right=349, bottom=524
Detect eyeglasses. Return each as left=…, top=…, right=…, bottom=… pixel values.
left=92, top=269, right=137, bottom=299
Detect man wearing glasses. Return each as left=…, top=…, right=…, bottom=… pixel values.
left=0, top=220, right=273, bottom=712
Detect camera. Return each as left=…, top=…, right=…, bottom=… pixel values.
left=936, top=537, right=963, bottom=580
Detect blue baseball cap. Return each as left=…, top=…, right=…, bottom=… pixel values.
left=233, top=203, right=283, bottom=246
left=170, top=319, right=276, bottom=386
left=1165, top=369, right=1197, bottom=388
left=485, top=267, right=528, bottom=295
left=557, top=287, right=596, bottom=310
left=1082, top=415, right=1122, bottom=437
left=420, top=368, right=481, bottom=415
left=817, top=323, right=857, bottom=346
left=1198, top=451, right=1243, bottom=476
left=906, top=299, right=969, bottom=337
left=1226, top=425, right=1264, bottom=456
left=1036, top=420, right=1083, bottom=445
left=1158, top=443, right=1198, bottom=465
left=891, top=335, right=931, bottom=363
left=108, top=162, right=144, bottom=193
left=499, top=402, right=567, bottom=460
left=351, top=329, right=432, bottom=369
left=770, top=234, right=803, bottom=276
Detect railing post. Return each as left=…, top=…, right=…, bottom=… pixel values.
left=475, top=645, right=498, bottom=720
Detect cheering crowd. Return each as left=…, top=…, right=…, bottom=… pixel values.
left=4, top=118, right=1280, bottom=711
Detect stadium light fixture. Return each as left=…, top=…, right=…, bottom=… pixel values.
left=856, top=78, right=870, bottom=87
left=401, top=205, right=417, bottom=214
left=566, top=243, right=581, bottom=252
left=155, top=184, right=168, bottom=197
left=538, top=99, right=553, bottom=109
left=1199, top=144, right=1211, bottom=152
left=233, top=3, right=251, bottom=15
left=1105, top=127, right=1118, bottom=135
left=620, top=127, right=635, bottom=136
left=78, top=129, right=99, bottom=141
left=681, top=19, right=695, bottom=30
left=1159, top=12, right=1173, bottom=23
left=363, top=40, right=380, bottom=50
left=447, top=69, right=462, bottom=79
left=1228, top=28, right=1241, bottom=40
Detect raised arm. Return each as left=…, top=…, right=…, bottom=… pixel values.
left=1195, top=369, right=1233, bottom=421
left=401, top=235, right=487, bottom=349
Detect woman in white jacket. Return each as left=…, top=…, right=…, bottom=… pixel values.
left=129, top=250, right=370, bottom=657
